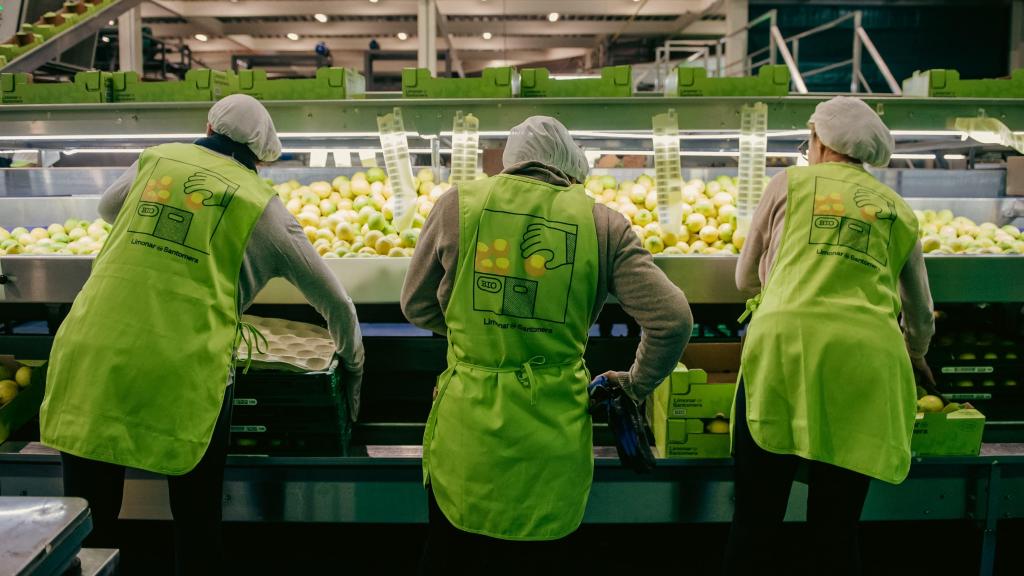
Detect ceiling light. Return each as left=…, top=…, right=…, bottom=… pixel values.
left=369, top=0, right=379, bottom=3
left=194, top=33, right=208, bottom=42
left=547, top=12, right=560, bottom=22
left=107, top=20, right=115, bottom=26
left=482, top=32, right=492, bottom=40
left=397, top=32, right=409, bottom=40
left=101, top=36, right=110, bottom=43
left=287, top=32, right=300, bottom=41
left=314, top=13, right=328, bottom=23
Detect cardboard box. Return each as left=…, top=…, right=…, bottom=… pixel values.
left=667, top=65, right=790, bottom=97
left=911, top=408, right=986, bottom=456
left=110, top=69, right=236, bottom=102
left=902, top=68, right=1024, bottom=98
left=520, top=66, right=631, bottom=98
left=651, top=342, right=740, bottom=419
left=0, top=357, right=47, bottom=445
left=648, top=401, right=731, bottom=459
left=235, top=67, right=365, bottom=101
left=1, top=71, right=111, bottom=104
left=402, top=67, right=516, bottom=98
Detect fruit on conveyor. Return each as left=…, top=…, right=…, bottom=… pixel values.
left=0, top=219, right=110, bottom=256
left=0, top=380, right=18, bottom=408
left=585, top=174, right=749, bottom=255
left=705, top=416, right=730, bottom=434
left=272, top=168, right=455, bottom=258
left=915, top=209, right=1023, bottom=255
left=14, top=366, right=31, bottom=389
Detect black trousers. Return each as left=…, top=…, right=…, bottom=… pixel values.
left=61, top=385, right=234, bottom=576
left=418, top=486, right=580, bottom=576
left=725, top=382, right=872, bottom=576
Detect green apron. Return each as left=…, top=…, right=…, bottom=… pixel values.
left=423, top=174, right=599, bottom=541
left=41, top=142, right=273, bottom=475
left=738, top=162, right=919, bottom=484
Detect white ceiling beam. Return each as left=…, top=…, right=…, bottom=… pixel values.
left=140, top=0, right=419, bottom=18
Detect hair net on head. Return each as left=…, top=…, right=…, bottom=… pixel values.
left=809, top=96, right=894, bottom=167
left=207, top=94, right=282, bottom=162
left=503, top=116, right=588, bottom=183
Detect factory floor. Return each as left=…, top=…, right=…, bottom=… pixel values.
left=111, top=519, right=1022, bottom=575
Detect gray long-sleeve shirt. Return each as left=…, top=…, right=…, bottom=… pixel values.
left=735, top=170, right=935, bottom=358
left=400, top=161, right=693, bottom=399
left=98, top=156, right=364, bottom=374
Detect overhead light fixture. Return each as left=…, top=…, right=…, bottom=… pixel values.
left=547, top=12, right=560, bottom=22
left=194, top=33, right=208, bottom=42
left=397, top=32, right=409, bottom=40
left=482, top=31, right=492, bottom=40
left=314, top=13, right=328, bottom=23
left=101, top=36, right=110, bottom=43
left=107, top=20, right=115, bottom=26
left=287, top=32, right=300, bottom=41
left=369, top=0, right=379, bottom=3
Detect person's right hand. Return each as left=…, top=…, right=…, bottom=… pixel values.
left=911, top=355, right=943, bottom=402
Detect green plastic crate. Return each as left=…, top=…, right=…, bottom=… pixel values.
left=902, top=68, right=1024, bottom=98
left=649, top=402, right=731, bottom=459
left=235, top=67, right=365, bottom=101
left=0, top=34, right=43, bottom=62
left=911, top=409, right=985, bottom=456
left=1, top=71, right=111, bottom=104
left=520, top=66, right=632, bottom=98
left=0, top=359, right=47, bottom=445
left=110, top=69, right=236, bottom=102
left=650, top=342, right=740, bottom=419
left=402, top=67, right=516, bottom=98
left=667, top=65, right=790, bottom=97
left=21, top=23, right=58, bottom=41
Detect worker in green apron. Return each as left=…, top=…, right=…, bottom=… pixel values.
left=40, top=95, right=365, bottom=575
left=402, top=116, right=692, bottom=573
left=726, top=97, right=937, bottom=576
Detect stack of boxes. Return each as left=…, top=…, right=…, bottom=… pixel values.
left=647, top=343, right=740, bottom=459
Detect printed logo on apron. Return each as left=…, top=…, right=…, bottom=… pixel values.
left=807, top=175, right=896, bottom=267
left=128, top=157, right=239, bottom=256
left=472, top=209, right=578, bottom=324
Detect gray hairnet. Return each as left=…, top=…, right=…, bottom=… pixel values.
left=207, top=94, right=282, bottom=162
left=809, top=96, right=893, bottom=167
left=503, top=116, right=588, bottom=183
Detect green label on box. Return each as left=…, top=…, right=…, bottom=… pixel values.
left=234, top=398, right=258, bottom=406
left=231, top=425, right=267, bottom=433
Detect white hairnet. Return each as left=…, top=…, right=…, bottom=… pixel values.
left=809, top=96, right=893, bottom=167
left=503, top=116, right=588, bottom=183
left=207, top=94, right=282, bottom=162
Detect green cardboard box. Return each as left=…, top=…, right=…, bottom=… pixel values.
left=903, top=68, right=1024, bottom=98
left=235, top=67, right=365, bottom=100
left=1, top=71, right=111, bottom=104
left=520, top=66, right=631, bottom=98
left=650, top=342, right=740, bottom=419
left=911, top=409, right=986, bottom=456
left=0, top=357, right=47, bottom=445
left=110, top=69, right=236, bottom=102
left=402, top=67, right=516, bottom=98
left=667, top=65, right=790, bottom=97
left=648, top=401, right=731, bottom=459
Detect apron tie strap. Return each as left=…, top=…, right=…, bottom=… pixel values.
left=517, top=356, right=547, bottom=406
left=737, top=292, right=763, bottom=324
left=235, top=321, right=268, bottom=375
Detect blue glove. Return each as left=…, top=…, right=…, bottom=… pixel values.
left=589, top=374, right=656, bottom=473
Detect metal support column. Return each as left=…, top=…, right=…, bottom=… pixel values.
left=117, top=7, right=142, bottom=73
left=1012, top=1, right=1024, bottom=72
left=417, top=0, right=437, bottom=75
left=724, top=0, right=749, bottom=77
left=850, top=11, right=863, bottom=93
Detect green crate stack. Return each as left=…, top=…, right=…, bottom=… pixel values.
left=230, top=364, right=351, bottom=456
left=21, top=23, right=59, bottom=41
left=519, top=65, right=632, bottom=98
left=902, top=68, right=1024, bottom=98
left=0, top=33, right=43, bottom=63
left=912, top=409, right=985, bottom=456
left=1, top=71, right=112, bottom=104
left=110, top=69, right=236, bottom=102
left=667, top=65, right=790, bottom=97
left=402, top=66, right=516, bottom=98
left=647, top=363, right=735, bottom=458
left=235, top=67, right=365, bottom=100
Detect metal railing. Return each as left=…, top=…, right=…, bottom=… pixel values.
left=644, top=9, right=900, bottom=95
